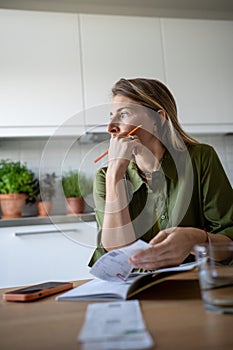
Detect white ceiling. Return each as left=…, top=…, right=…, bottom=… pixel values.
left=0, top=0, right=233, bottom=20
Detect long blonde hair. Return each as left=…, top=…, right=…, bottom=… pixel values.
left=112, top=78, right=198, bottom=150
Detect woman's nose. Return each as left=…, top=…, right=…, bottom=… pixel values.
left=107, top=122, right=120, bottom=135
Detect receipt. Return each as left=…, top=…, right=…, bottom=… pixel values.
left=78, top=300, right=154, bottom=349
left=90, top=240, right=149, bottom=282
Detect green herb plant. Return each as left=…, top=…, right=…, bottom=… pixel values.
left=62, top=170, right=93, bottom=198
left=0, top=159, right=39, bottom=203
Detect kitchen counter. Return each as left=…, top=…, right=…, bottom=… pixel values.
left=0, top=212, right=96, bottom=227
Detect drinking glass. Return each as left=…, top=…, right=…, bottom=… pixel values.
left=194, top=242, right=233, bottom=314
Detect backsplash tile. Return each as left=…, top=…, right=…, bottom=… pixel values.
left=0, top=136, right=109, bottom=216
left=0, top=133, right=232, bottom=217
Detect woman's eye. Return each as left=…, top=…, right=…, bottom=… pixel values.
left=120, top=111, right=129, bottom=119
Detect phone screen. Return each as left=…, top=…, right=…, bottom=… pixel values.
left=9, top=282, right=67, bottom=294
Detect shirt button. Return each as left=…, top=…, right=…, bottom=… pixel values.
left=161, top=214, right=166, bottom=220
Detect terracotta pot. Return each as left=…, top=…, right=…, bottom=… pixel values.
left=0, top=193, right=27, bottom=219
left=37, top=201, right=52, bottom=217
left=66, top=197, right=84, bottom=215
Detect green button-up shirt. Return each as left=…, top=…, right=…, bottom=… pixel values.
left=89, top=143, right=233, bottom=266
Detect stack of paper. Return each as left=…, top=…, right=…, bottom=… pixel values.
left=78, top=300, right=154, bottom=349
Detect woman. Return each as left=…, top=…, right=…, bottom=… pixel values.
left=89, top=78, right=233, bottom=270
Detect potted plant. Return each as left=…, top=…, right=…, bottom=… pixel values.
left=0, top=159, right=38, bottom=219
left=37, top=172, right=57, bottom=217
left=62, top=170, right=93, bottom=215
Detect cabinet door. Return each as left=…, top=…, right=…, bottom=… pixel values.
left=0, top=10, right=85, bottom=136
left=161, top=18, right=233, bottom=133
left=80, top=14, right=165, bottom=126
left=0, top=221, right=97, bottom=288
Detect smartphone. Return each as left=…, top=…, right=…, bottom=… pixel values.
left=3, top=281, right=73, bottom=302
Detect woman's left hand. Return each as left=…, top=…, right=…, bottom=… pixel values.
left=128, top=227, right=202, bottom=270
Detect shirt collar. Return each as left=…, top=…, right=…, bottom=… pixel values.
left=126, top=150, right=178, bottom=193
left=160, top=150, right=178, bottom=180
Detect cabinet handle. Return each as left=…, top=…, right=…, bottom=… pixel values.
left=15, top=228, right=79, bottom=236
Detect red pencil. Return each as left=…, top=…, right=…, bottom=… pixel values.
left=94, top=125, right=142, bottom=163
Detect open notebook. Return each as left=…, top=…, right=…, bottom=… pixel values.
left=56, top=240, right=197, bottom=301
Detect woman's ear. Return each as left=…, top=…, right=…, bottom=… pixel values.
left=157, top=109, right=167, bottom=126
left=153, top=109, right=167, bottom=136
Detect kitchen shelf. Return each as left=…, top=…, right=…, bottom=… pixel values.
left=0, top=212, right=96, bottom=228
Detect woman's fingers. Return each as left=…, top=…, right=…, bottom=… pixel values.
left=109, top=134, right=139, bottom=157
left=149, top=229, right=170, bottom=244
left=129, top=241, right=168, bottom=267
left=131, top=229, right=175, bottom=264
left=128, top=246, right=175, bottom=270
left=128, top=227, right=188, bottom=270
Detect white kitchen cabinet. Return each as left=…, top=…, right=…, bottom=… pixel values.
left=161, top=18, right=233, bottom=133
left=0, top=10, right=85, bottom=137
left=0, top=221, right=97, bottom=288
left=80, top=14, right=166, bottom=126
left=1, top=10, right=232, bottom=136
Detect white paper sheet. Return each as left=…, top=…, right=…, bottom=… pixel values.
left=129, top=261, right=198, bottom=277
left=78, top=300, right=154, bottom=349
left=56, top=278, right=132, bottom=301
left=90, top=240, right=150, bottom=281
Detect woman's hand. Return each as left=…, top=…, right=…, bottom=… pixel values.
left=128, top=227, right=204, bottom=270
left=107, top=135, right=140, bottom=175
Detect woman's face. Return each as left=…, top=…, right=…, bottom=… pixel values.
left=108, top=94, right=157, bottom=141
